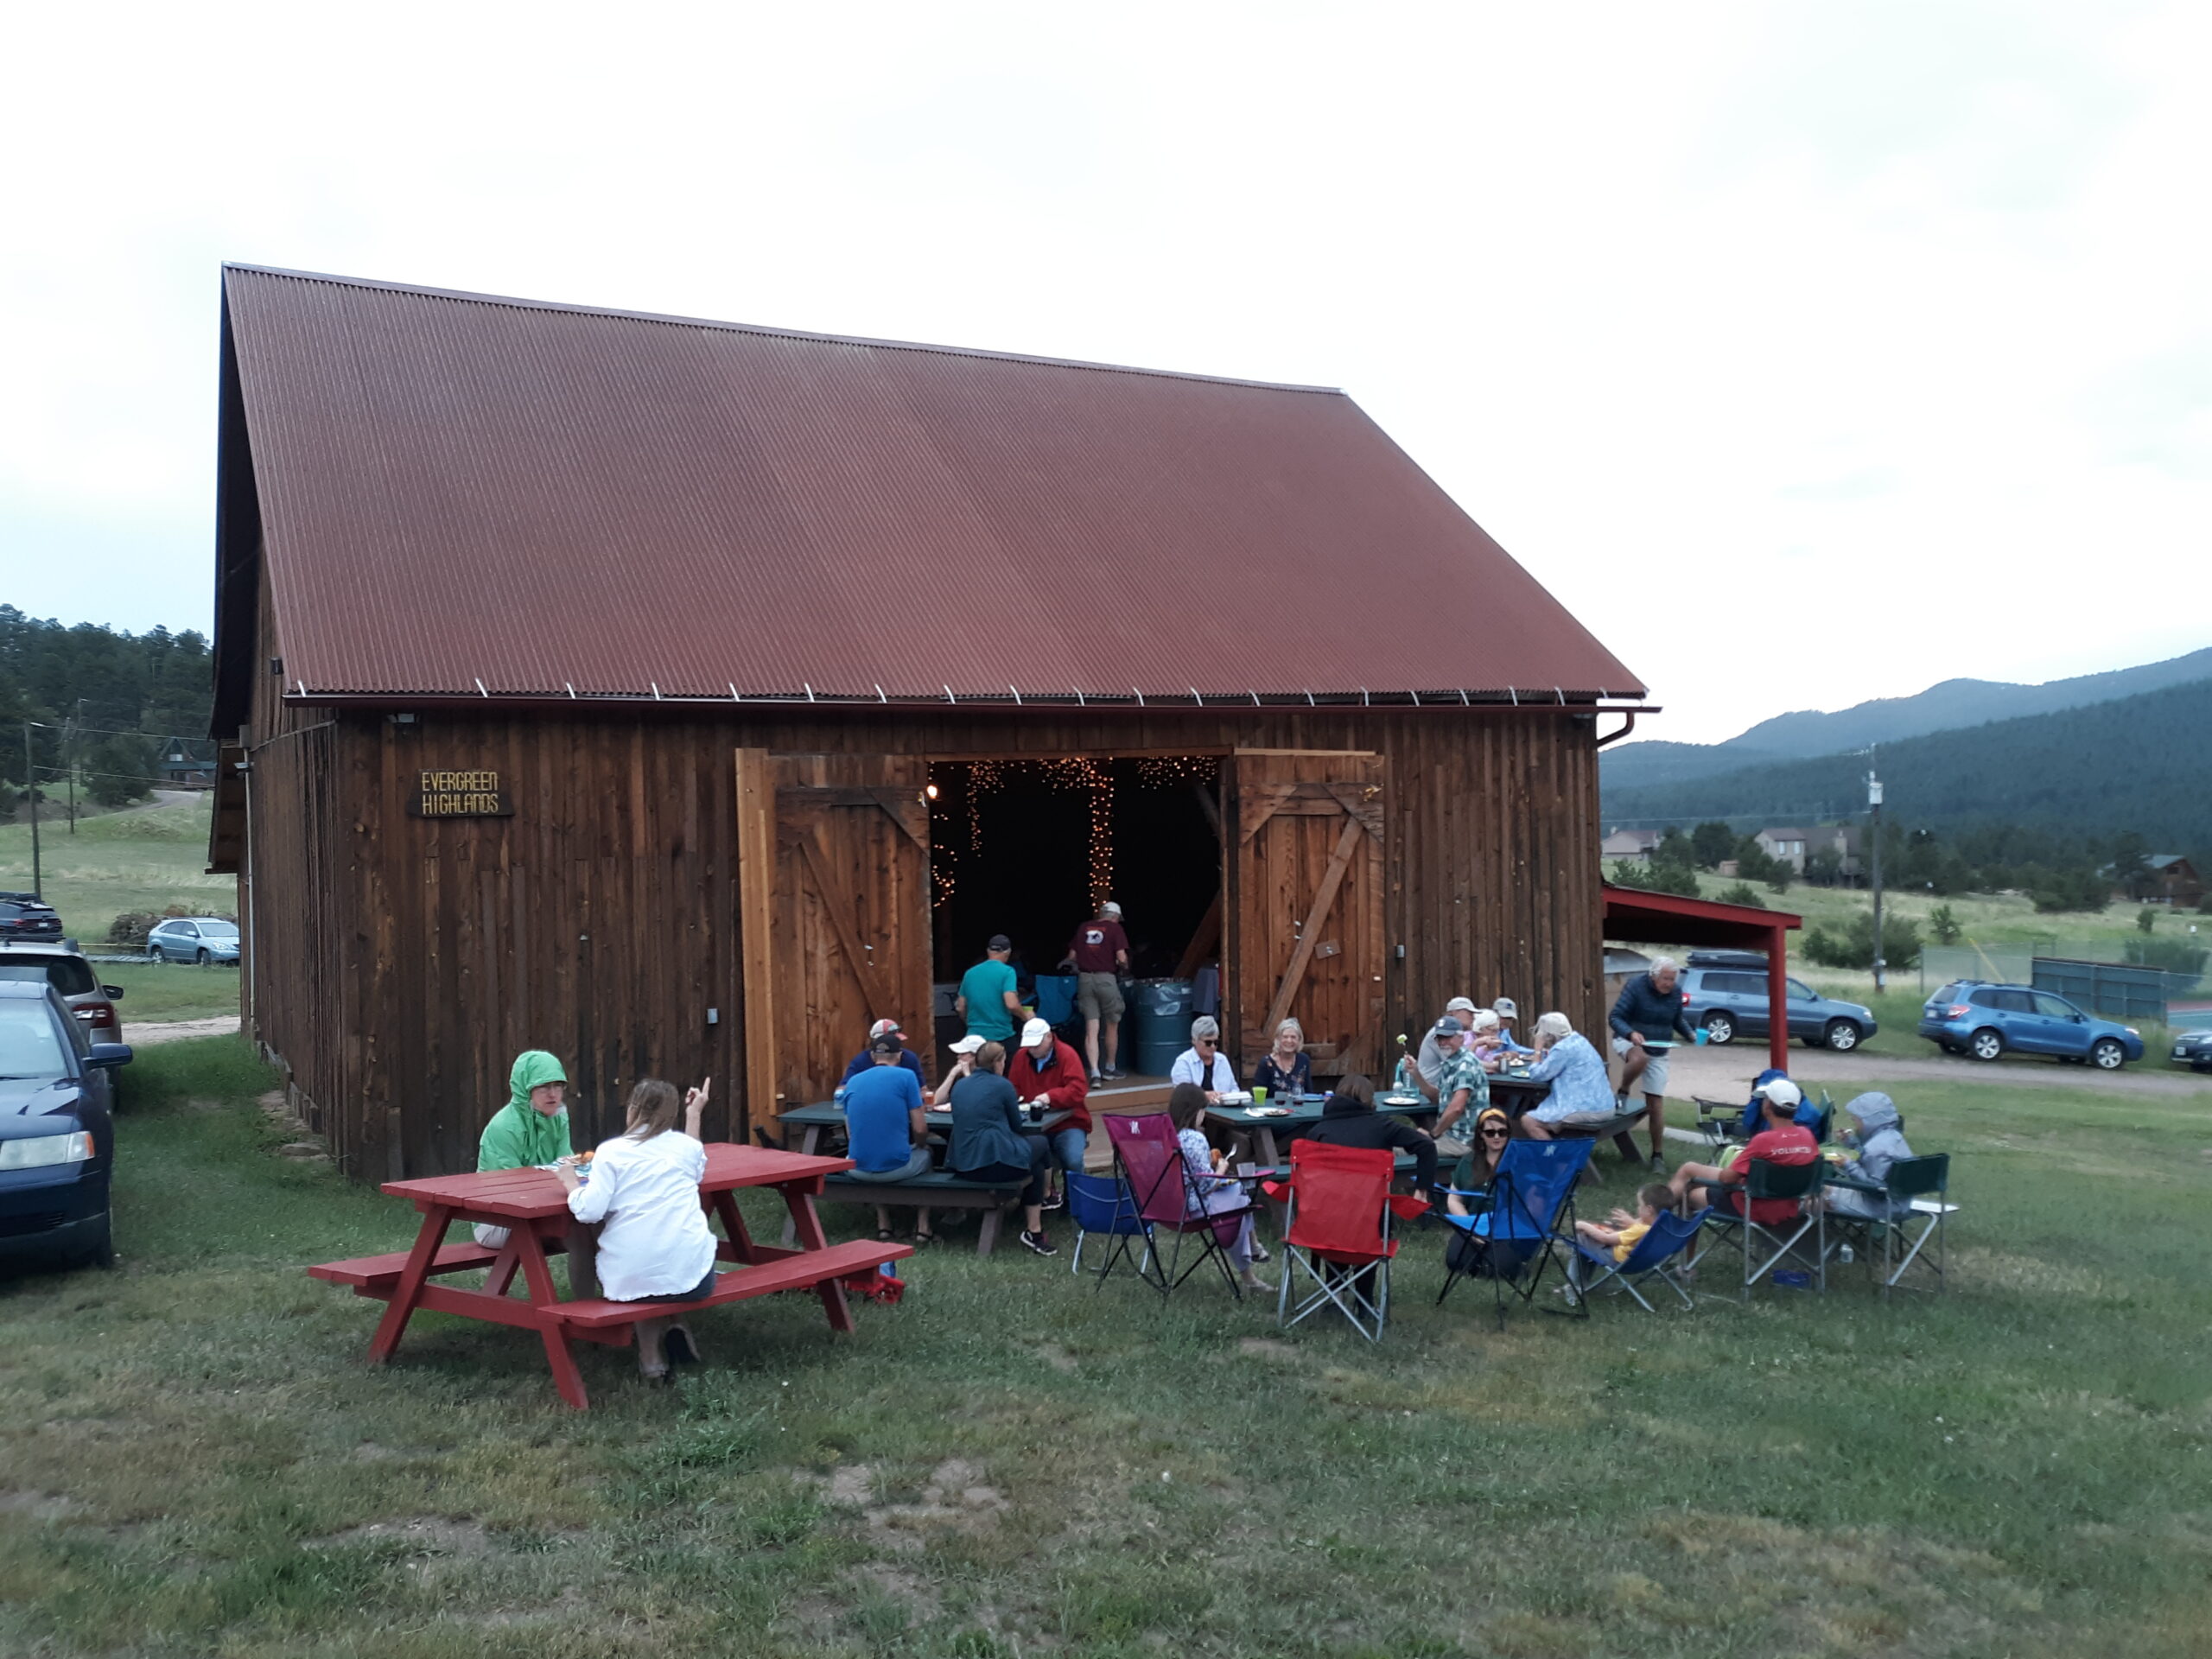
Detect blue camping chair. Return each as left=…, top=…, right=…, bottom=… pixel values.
left=1567, top=1208, right=1709, bottom=1314
left=1033, top=975, right=1078, bottom=1033
left=1436, top=1137, right=1592, bottom=1326
left=1065, top=1170, right=1152, bottom=1278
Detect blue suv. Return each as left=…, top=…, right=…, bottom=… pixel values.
left=1918, top=980, right=2144, bottom=1071
left=0, top=980, right=130, bottom=1270
left=1678, top=951, right=1878, bottom=1051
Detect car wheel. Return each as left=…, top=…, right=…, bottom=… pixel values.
left=1702, top=1012, right=1735, bottom=1046
left=1824, top=1019, right=1862, bottom=1052
left=2090, top=1038, right=2126, bottom=1071
left=1969, top=1028, right=2005, bottom=1063
left=146, top=944, right=162, bottom=961
left=194, top=948, right=210, bottom=964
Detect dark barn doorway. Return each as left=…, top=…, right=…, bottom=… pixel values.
left=928, top=757, right=1222, bottom=988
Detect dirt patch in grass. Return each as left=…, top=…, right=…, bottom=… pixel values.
left=0, top=1489, right=79, bottom=1521
left=311, top=1516, right=496, bottom=1557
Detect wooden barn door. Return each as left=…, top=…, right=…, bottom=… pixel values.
left=1225, top=750, right=1388, bottom=1083
left=735, top=750, right=932, bottom=1128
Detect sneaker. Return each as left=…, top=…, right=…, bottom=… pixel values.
left=1103, top=1067, right=1124, bottom=1080
left=1089, top=1071, right=1103, bottom=1085
left=1039, top=1190, right=1066, bottom=1213
left=1248, top=1241, right=1271, bottom=1264
left=664, top=1324, right=700, bottom=1366
left=1649, top=1154, right=1668, bottom=1174
left=1019, top=1229, right=1058, bottom=1257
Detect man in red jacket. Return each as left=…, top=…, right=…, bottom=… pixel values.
left=1008, top=1016, right=1091, bottom=1216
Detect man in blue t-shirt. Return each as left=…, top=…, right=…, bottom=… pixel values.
left=841, top=1036, right=930, bottom=1238
left=956, top=934, right=1023, bottom=1042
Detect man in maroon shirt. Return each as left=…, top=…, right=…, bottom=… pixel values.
left=1066, top=900, right=1131, bottom=1082
left=1666, top=1077, right=1819, bottom=1224
left=1009, top=1016, right=1092, bottom=1213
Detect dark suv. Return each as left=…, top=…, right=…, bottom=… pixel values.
left=0, top=895, right=63, bottom=943
left=1918, top=981, right=2144, bottom=1070
left=0, top=979, right=130, bottom=1269
left=0, top=941, right=125, bottom=1040
left=1678, top=950, right=1878, bottom=1051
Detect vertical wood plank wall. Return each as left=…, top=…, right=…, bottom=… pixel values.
left=244, top=703, right=1604, bottom=1179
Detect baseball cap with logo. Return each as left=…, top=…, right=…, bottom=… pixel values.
left=868, top=1019, right=902, bottom=1039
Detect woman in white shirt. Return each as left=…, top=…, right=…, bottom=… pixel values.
left=556, top=1077, right=718, bottom=1383
left=1170, top=1016, right=1239, bottom=1101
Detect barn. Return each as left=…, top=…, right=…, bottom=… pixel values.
left=207, top=264, right=1648, bottom=1179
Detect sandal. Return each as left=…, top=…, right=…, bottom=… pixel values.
left=911, top=1231, right=940, bottom=1249
left=876, top=1229, right=899, bottom=1243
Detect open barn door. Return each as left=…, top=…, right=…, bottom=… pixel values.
left=735, top=751, right=933, bottom=1128
left=1226, top=750, right=1387, bottom=1083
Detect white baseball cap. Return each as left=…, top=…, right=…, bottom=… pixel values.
left=1492, top=997, right=1518, bottom=1020
left=1754, top=1078, right=1804, bottom=1108
left=1101, top=900, right=1122, bottom=916
left=949, top=1033, right=986, bottom=1055
left=1020, top=1017, right=1053, bottom=1048
left=1445, top=996, right=1478, bottom=1014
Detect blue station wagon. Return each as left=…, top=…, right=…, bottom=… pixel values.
left=1918, top=980, right=2145, bottom=1071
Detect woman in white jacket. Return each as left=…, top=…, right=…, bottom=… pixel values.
left=556, top=1077, right=718, bottom=1382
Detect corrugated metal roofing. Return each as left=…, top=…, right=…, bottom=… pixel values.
left=219, top=264, right=1643, bottom=706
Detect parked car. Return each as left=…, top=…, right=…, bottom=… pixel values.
left=1917, top=980, right=2145, bottom=1070
left=1677, top=952, right=1878, bottom=1051
left=2169, top=1027, right=2212, bottom=1073
left=0, top=978, right=129, bottom=1270
left=0, top=896, right=63, bottom=943
left=145, top=917, right=240, bottom=964
left=0, top=941, right=124, bottom=1039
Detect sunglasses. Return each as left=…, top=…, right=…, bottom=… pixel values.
left=1195, top=1038, right=1216, bottom=1048
left=1480, top=1126, right=1509, bottom=1138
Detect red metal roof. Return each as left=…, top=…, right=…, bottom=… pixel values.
left=219, top=264, right=1643, bottom=708
left=1601, top=884, right=1803, bottom=949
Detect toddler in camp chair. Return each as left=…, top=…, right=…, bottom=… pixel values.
left=1572, top=1182, right=1671, bottom=1268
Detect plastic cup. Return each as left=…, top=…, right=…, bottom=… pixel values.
left=1693, top=1027, right=1708, bottom=1046
left=1250, top=1086, right=1268, bottom=1107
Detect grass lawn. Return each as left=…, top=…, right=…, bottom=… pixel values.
left=99, top=960, right=243, bottom=1026
left=4, top=1039, right=2211, bottom=1656
left=0, top=793, right=230, bottom=946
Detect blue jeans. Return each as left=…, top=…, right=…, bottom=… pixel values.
left=1048, top=1126, right=1088, bottom=1177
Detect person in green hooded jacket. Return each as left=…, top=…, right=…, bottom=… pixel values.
left=476, top=1050, right=599, bottom=1298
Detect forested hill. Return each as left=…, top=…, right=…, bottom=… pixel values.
left=1601, top=677, right=2212, bottom=850
left=0, top=607, right=213, bottom=804
left=1603, top=644, right=2212, bottom=791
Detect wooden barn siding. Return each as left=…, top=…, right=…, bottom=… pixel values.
left=250, top=704, right=1601, bottom=1180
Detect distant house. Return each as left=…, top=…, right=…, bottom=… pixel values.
left=1754, top=824, right=1860, bottom=877
left=1602, top=828, right=1663, bottom=864
left=2148, top=855, right=2204, bottom=906
left=157, top=741, right=218, bottom=788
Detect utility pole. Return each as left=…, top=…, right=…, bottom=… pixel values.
left=1868, top=764, right=1885, bottom=994
left=64, top=701, right=80, bottom=834
left=23, top=720, right=41, bottom=901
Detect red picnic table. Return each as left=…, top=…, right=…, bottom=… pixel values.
left=308, top=1142, right=907, bottom=1408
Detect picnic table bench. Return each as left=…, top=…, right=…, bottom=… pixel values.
left=307, top=1142, right=906, bottom=1408
left=775, top=1101, right=1074, bottom=1255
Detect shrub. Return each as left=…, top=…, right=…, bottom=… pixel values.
left=1802, top=908, right=1923, bottom=971
left=110, top=910, right=159, bottom=946
left=1716, top=882, right=1766, bottom=908
left=1929, top=904, right=1961, bottom=945
left=1608, top=858, right=1699, bottom=899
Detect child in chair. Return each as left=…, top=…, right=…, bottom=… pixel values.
left=1573, top=1181, right=1672, bottom=1264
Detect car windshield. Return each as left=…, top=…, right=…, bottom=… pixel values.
left=0, top=1002, right=69, bottom=1078
left=198, top=923, right=239, bottom=938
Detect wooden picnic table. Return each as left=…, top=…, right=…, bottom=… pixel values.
left=1208, top=1093, right=1440, bottom=1167
left=309, top=1142, right=890, bottom=1409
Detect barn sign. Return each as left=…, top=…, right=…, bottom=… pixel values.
left=407, top=769, right=514, bottom=818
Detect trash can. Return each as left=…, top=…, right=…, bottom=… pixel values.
left=1132, top=978, right=1194, bottom=1077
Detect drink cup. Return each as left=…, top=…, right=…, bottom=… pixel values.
left=1693, top=1027, right=1708, bottom=1046
left=1251, top=1086, right=1268, bottom=1107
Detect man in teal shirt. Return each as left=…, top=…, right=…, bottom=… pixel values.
left=956, top=934, right=1023, bottom=1042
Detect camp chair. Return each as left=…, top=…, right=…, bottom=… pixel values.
left=1274, top=1141, right=1427, bottom=1343
left=1827, top=1154, right=1954, bottom=1299
left=1436, top=1137, right=1592, bottom=1327
left=1697, top=1158, right=1827, bottom=1299
left=1692, top=1097, right=1740, bottom=1148
left=1103, top=1113, right=1255, bottom=1300
left=1567, top=1208, right=1709, bottom=1314
left=1065, top=1170, right=1151, bottom=1279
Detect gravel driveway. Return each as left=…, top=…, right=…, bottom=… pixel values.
left=1656, top=1039, right=2212, bottom=1103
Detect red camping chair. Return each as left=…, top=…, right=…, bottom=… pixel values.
left=1274, top=1141, right=1428, bottom=1342
left=1104, top=1112, right=1255, bottom=1300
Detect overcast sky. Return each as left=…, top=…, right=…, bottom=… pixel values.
left=5, top=2, right=2207, bottom=742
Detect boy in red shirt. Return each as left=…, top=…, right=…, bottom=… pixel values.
left=1665, top=1077, right=1818, bottom=1224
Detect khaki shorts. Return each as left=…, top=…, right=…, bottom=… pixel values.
left=1612, top=1037, right=1669, bottom=1096
left=1077, top=972, right=1124, bottom=1021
